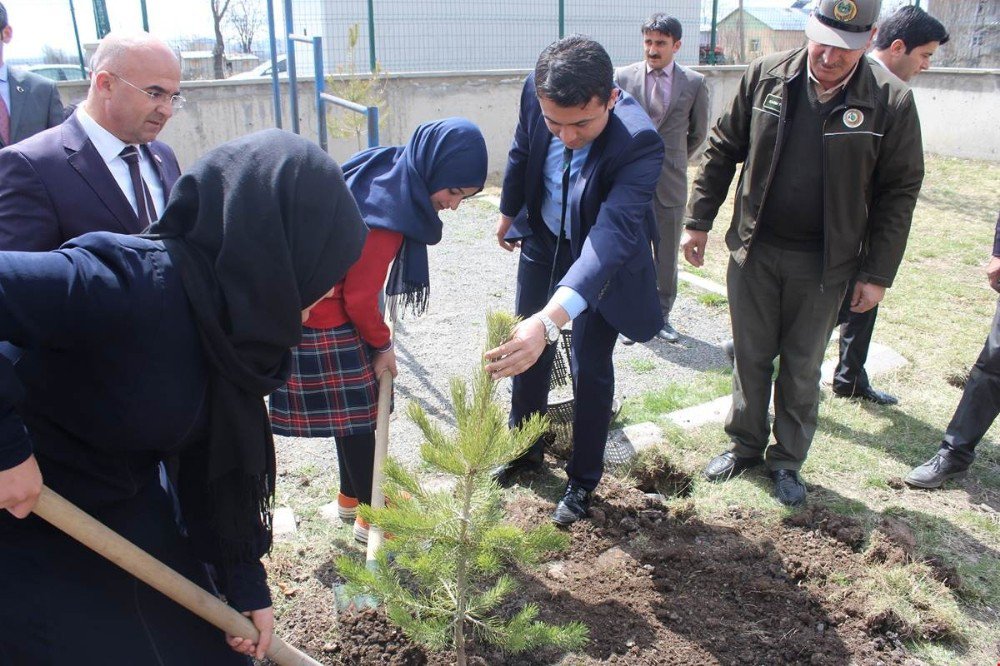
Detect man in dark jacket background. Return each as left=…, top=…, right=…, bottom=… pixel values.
left=831, top=5, right=949, bottom=407
left=0, top=2, right=64, bottom=147
left=680, top=0, right=924, bottom=506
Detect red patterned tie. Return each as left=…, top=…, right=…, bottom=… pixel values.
left=0, top=95, right=11, bottom=145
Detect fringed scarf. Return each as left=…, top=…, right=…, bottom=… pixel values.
left=341, top=117, right=488, bottom=316
left=143, top=129, right=367, bottom=561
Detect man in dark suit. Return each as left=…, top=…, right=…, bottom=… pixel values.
left=485, top=35, right=664, bottom=525
left=832, top=6, right=949, bottom=406
left=0, top=2, right=64, bottom=148
left=0, top=31, right=181, bottom=251
left=615, top=13, right=709, bottom=343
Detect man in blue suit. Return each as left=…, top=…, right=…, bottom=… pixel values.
left=0, top=31, right=181, bottom=251
left=486, top=35, right=664, bottom=526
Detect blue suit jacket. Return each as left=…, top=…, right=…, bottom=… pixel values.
left=0, top=112, right=181, bottom=251
left=499, top=74, right=665, bottom=342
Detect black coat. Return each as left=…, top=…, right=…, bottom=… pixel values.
left=0, top=233, right=251, bottom=665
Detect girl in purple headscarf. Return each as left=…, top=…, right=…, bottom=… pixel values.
left=270, top=118, right=488, bottom=543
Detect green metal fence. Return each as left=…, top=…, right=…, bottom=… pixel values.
left=4, top=0, right=991, bottom=77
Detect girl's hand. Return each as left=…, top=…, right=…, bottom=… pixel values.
left=225, top=606, right=274, bottom=660
left=0, top=455, right=42, bottom=518
left=373, top=347, right=398, bottom=378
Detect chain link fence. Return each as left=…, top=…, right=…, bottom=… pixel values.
left=3, top=0, right=995, bottom=77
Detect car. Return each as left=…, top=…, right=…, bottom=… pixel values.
left=230, top=55, right=287, bottom=80
left=25, top=64, right=88, bottom=81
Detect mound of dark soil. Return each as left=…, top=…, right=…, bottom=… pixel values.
left=273, top=477, right=944, bottom=665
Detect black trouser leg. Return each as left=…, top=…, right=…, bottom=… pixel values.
left=336, top=432, right=376, bottom=504
left=939, top=298, right=1000, bottom=467
left=509, top=230, right=574, bottom=461
left=833, top=280, right=878, bottom=394
left=564, top=307, right=618, bottom=491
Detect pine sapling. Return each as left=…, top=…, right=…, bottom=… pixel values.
left=325, top=23, right=388, bottom=150
left=338, top=312, right=588, bottom=664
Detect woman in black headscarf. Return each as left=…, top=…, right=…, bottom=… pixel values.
left=0, top=129, right=366, bottom=664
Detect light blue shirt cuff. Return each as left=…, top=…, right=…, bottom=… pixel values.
left=551, top=287, right=587, bottom=320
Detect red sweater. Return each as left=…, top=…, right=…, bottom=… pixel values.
left=304, top=228, right=403, bottom=351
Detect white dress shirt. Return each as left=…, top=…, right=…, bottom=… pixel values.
left=0, top=62, right=11, bottom=115
left=75, top=106, right=166, bottom=220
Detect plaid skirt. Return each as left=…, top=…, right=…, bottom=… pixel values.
left=269, top=324, right=380, bottom=438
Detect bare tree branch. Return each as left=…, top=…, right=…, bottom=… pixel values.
left=210, top=0, right=234, bottom=79
left=227, top=0, right=264, bottom=54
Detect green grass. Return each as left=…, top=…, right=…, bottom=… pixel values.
left=696, top=292, right=728, bottom=307
left=627, top=358, right=657, bottom=374
left=616, top=369, right=732, bottom=426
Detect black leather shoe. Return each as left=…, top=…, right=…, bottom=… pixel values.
left=770, top=469, right=806, bottom=507
left=491, top=448, right=544, bottom=487
left=618, top=333, right=635, bottom=346
left=703, top=451, right=763, bottom=482
left=551, top=482, right=592, bottom=526
left=833, top=385, right=899, bottom=406
left=656, top=323, right=680, bottom=343
left=721, top=339, right=735, bottom=366
left=905, top=453, right=969, bottom=489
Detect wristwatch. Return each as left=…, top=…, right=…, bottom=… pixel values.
left=534, top=313, right=561, bottom=345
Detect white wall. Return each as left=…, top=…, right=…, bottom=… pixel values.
left=910, top=68, right=1000, bottom=163
left=55, top=65, right=1000, bottom=184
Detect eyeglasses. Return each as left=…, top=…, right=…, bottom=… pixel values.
left=110, top=73, right=186, bottom=110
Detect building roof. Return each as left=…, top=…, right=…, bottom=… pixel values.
left=721, top=6, right=810, bottom=31
left=180, top=51, right=259, bottom=61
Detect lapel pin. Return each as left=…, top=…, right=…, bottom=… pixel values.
left=153, top=154, right=162, bottom=164
left=16, top=86, right=24, bottom=93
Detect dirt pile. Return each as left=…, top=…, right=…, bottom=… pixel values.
left=291, top=476, right=946, bottom=665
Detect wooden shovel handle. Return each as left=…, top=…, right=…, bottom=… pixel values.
left=365, top=370, right=393, bottom=563
left=32, top=486, right=322, bottom=666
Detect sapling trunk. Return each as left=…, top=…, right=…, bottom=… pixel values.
left=453, top=475, right=475, bottom=666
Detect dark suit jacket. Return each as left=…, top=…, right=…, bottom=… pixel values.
left=2, top=68, right=64, bottom=147
left=499, top=74, right=664, bottom=341
left=0, top=112, right=181, bottom=251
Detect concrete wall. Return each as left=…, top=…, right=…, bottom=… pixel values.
left=55, top=65, right=1000, bottom=184
left=910, top=69, right=1000, bottom=163
left=58, top=73, right=530, bottom=180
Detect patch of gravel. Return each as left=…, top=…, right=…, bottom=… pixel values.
left=275, top=198, right=732, bottom=480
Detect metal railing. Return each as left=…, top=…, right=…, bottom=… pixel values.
left=265, top=0, right=380, bottom=150
left=18, top=0, right=991, bottom=86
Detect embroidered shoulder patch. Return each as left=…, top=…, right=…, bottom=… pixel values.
left=763, top=94, right=782, bottom=114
